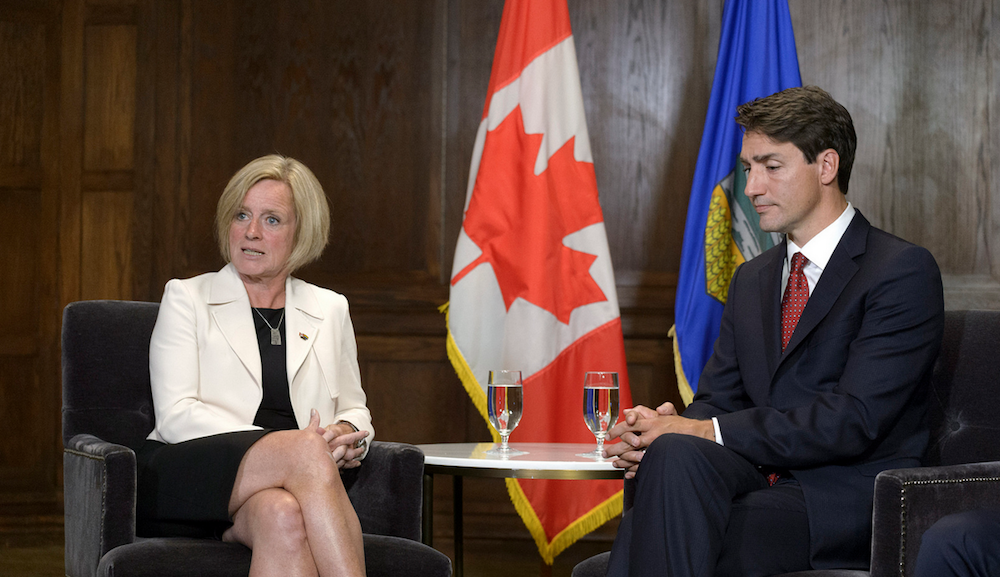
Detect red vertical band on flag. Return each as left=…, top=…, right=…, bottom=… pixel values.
left=516, top=319, right=631, bottom=445
left=512, top=319, right=633, bottom=542
left=482, top=0, right=573, bottom=118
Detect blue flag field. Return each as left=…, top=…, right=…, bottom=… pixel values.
left=672, top=0, right=802, bottom=403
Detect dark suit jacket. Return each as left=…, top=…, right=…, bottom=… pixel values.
left=683, top=210, right=944, bottom=569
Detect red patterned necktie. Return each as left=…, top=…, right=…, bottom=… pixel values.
left=780, top=252, right=810, bottom=351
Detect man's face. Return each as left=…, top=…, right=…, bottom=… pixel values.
left=739, top=131, right=826, bottom=245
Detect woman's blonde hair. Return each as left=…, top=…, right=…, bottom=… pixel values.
left=216, top=155, right=330, bottom=273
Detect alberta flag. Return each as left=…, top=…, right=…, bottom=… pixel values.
left=444, top=0, right=632, bottom=564
left=672, top=0, right=801, bottom=404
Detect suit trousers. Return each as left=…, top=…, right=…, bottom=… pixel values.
left=606, top=434, right=812, bottom=577
left=914, top=509, right=1000, bottom=577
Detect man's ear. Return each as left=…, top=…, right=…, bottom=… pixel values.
left=818, top=149, right=840, bottom=187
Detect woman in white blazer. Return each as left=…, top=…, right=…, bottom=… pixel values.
left=137, top=155, right=371, bottom=577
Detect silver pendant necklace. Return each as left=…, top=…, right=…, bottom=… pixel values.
left=253, top=308, right=285, bottom=346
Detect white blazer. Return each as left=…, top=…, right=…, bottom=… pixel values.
left=147, top=263, right=374, bottom=456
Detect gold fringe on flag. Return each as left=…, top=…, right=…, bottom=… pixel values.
left=668, top=324, right=695, bottom=406
left=440, top=302, right=624, bottom=564
left=441, top=302, right=493, bottom=433
left=504, top=477, right=623, bottom=564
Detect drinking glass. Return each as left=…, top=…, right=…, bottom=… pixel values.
left=577, top=371, right=619, bottom=458
left=486, top=370, right=525, bottom=456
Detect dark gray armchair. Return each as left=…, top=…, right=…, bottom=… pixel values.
left=867, top=309, right=1000, bottom=577
left=573, top=310, right=1000, bottom=577
left=63, top=299, right=452, bottom=577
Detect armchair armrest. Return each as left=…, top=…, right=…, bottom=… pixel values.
left=64, top=433, right=137, bottom=577
left=342, top=441, right=425, bottom=541
left=870, top=460, right=1000, bottom=577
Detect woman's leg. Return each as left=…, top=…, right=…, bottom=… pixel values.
left=228, top=429, right=365, bottom=577
left=223, top=488, right=317, bottom=577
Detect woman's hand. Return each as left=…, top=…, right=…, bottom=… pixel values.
left=323, top=424, right=368, bottom=469
left=306, top=409, right=369, bottom=469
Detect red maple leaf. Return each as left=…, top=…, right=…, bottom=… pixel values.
left=452, top=106, right=607, bottom=324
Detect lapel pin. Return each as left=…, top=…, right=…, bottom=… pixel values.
left=299, top=332, right=309, bottom=340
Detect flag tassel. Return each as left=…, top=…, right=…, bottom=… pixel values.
left=506, top=478, right=624, bottom=564
left=668, top=325, right=695, bottom=406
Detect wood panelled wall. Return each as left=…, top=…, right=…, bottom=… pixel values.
left=2, top=0, right=999, bottom=552
left=1, top=0, right=63, bottom=541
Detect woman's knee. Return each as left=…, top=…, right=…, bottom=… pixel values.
left=256, top=490, right=309, bottom=542
left=296, top=431, right=341, bottom=477
left=296, top=429, right=334, bottom=459
left=229, top=489, right=309, bottom=549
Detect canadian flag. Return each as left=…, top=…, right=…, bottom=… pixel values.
left=445, top=0, right=632, bottom=563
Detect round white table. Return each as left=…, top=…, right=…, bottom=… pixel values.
left=416, top=442, right=624, bottom=577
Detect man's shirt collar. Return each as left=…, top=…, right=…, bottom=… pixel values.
left=786, top=202, right=856, bottom=272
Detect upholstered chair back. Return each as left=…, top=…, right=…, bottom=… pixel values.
left=923, top=309, right=1000, bottom=468
left=62, top=300, right=159, bottom=452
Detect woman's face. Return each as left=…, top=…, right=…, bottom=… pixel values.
left=228, top=179, right=297, bottom=284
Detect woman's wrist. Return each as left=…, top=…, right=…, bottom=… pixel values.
left=336, top=420, right=358, bottom=433
left=336, top=420, right=366, bottom=450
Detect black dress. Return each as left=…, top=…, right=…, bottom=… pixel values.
left=136, top=307, right=298, bottom=538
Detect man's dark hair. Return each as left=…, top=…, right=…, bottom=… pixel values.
left=735, top=86, right=857, bottom=193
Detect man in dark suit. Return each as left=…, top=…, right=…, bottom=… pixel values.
left=604, top=86, right=945, bottom=577
left=914, top=509, right=1000, bottom=577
